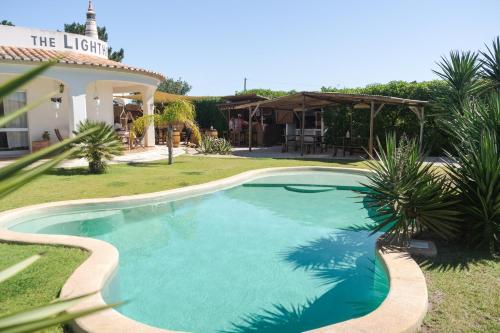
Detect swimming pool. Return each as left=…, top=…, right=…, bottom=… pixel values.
left=7, top=170, right=389, bottom=333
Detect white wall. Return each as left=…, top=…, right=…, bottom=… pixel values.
left=85, top=81, right=114, bottom=126
left=0, top=62, right=160, bottom=153
left=0, top=74, right=70, bottom=145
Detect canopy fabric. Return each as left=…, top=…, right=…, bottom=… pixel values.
left=114, top=91, right=201, bottom=103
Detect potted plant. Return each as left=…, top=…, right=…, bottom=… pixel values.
left=32, top=131, right=51, bottom=152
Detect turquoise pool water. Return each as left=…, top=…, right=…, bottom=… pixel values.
left=10, top=171, right=388, bottom=333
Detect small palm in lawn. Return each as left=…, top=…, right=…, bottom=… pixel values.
left=361, top=134, right=460, bottom=245
left=73, top=120, right=123, bottom=174
left=158, top=100, right=198, bottom=165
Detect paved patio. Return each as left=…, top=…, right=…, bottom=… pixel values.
left=0, top=145, right=452, bottom=169
left=0, top=146, right=187, bottom=169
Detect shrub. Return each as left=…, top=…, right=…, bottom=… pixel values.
left=361, top=133, right=460, bottom=245
left=74, top=120, right=123, bottom=174
left=443, top=93, right=500, bottom=253
left=198, top=136, right=232, bottom=155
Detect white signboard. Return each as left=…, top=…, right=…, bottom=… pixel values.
left=0, top=25, right=108, bottom=59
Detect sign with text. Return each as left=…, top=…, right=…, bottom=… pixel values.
left=0, top=25, right=108, bottom=59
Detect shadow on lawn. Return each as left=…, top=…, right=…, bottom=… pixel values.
left=414, top=241, right=496, bottom=272
left=48, top=167, right=90, bottom=176
left=220, top=231, right=388, bottom=333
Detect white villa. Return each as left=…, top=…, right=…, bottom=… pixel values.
left=0, top=0, right=163, bottom=155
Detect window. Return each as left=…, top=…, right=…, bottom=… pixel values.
left=0, top=92, right=29, bottom=152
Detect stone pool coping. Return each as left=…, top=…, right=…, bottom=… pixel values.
left=0, top=166, right=428, bottom=333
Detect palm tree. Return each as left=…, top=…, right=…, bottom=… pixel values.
left=73, top=120, right=124, bottom=173
left=433, top=50, right=482, bottom=111
left=157, top=100, right=198, bottom=165
left=480, top=36, right=500, bottom=93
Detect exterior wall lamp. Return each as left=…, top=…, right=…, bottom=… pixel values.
left=51, top=83, right=64, bottom=116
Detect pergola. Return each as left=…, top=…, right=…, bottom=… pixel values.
left=230, top=91, right=428, bottom=157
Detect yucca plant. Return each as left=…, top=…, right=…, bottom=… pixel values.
left=73, top=120, right=124, bottom=174
left=442, top=93, right=500, bottom=253
left=361, top=134, right=460, bottom=245
left=198, top=136, right=232, bottom=155
left=433, top=50, right=482, bottom=111
left=480, top=36, right=500, bottom=93
left=0, top=62, right=114, bottom=332
left=157, top=100, right=198, bottom=165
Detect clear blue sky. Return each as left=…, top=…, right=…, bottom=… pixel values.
left=2, top=0, right=500, bottom=96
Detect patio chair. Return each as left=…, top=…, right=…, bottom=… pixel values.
left=130, top=131, right=146, bottom=149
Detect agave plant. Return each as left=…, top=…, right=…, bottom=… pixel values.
left=442, top=93, right=500, bottom=253
left=198, top=136, right=232, bottom=155
left=480, top=36, right=500, bottom=93
left=433, top=50, right=482, bottom=110
left=0, top=62, right=114, bottom=332
left=361, top=134, right=460, bottom=245
left=73, top=120, right=124, bottom=174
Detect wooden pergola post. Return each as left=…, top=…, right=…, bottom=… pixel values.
left=248, top=105, right=259, bottom=151
left=409, top=105, right=425, bottom=153
left=369, top=102, right=375, bottom=158
left=419, top=107, right=425, bottom=151
left=301, top=95, right=306, bottom=156
left=368, top=102, right=385, bottom=158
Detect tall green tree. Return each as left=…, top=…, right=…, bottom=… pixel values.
left=157, top=78, right=192, bottom=95
left=0, top=20, right=14, bottom=26
left=63, top=23, right=125, bottom=62
left=235, top=88, right=296, bottom=99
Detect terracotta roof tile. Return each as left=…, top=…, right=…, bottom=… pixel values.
left=0, top=46, right=165, bottom=81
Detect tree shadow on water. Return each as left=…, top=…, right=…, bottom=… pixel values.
left=220, top=231, right=389, bottom=333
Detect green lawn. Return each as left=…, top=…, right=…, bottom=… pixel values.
left=0, top=155, right=367, bottom=212
left=0, top=243, right=88, bottom=333
left=0, top=156, right=498, bottom=333
left=418, top=245, right=500, bottom=333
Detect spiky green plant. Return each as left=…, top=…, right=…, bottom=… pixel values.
left=480, top=36, right=500, bottom=93
left=157, top=99, right=198, bottom=165
left=198, top=136, right=232, bottom=155
left=442, top=93, right=500, bottom=253
left=73, top=120, right=124, bottom=174
left=0, top=62, right=114, bottom=332
left=433, top=50, right=482, bottom=110
left=361, top=134, right=460, bottom=245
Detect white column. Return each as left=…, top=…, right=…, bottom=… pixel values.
left=142, top=87, right=156, bottom=147
left=67, top=82, right=88, bottom=133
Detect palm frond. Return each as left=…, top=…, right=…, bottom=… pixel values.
left=0, top=60, right=57, bottom=99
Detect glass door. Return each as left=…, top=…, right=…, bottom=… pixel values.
left=0, top=91, right=29, bottom=153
